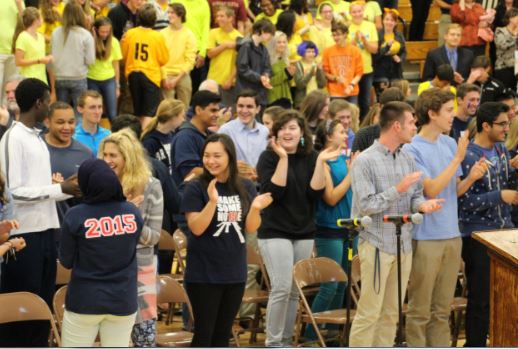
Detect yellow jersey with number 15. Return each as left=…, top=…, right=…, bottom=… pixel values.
left=121, top=26, right=169, bottom=87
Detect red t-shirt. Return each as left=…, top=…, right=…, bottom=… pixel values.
left=209, top=0, right=248, bottom=28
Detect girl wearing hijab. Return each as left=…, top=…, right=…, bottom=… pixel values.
left=59, top=159, right=143, bottom=347
left=99, top=129, right=164, bottom=347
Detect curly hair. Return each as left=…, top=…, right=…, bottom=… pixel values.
left=98, top=129, right=152, bottom=196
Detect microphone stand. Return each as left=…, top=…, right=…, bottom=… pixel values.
left=393, top=222, right=406, bottom=348
left=341, top=227, right=359, bottom=347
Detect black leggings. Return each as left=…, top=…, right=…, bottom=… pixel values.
left=186, top=282, right=245, bottom=347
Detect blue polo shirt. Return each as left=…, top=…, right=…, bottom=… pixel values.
left=403, top=134, right=463, bottom=240
left=219, top=118, right=269, bottom=167
left=74, top=124, right=111, bottom=156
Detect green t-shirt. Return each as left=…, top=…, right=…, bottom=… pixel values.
left=0, top=1, right=22, bottom=55
left=87, top=37, right=122, bottom=81
left=364, top=1, right=382, bottom=23
left=16, top=31, right=47, bottom=84
left=348, top=20, right=378, bottom=74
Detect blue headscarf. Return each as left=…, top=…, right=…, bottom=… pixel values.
left=78, top=158, right=126, bottom=204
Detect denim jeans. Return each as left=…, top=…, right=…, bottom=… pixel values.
left=305, top=236, right=358, bottom=340
left=87, top=77, right=117, bottom=121
left=358, top=73, right=374, bottom=120
left=55, top=78, right=87, bottom=118
left=258, top=238, right=314, bottom=347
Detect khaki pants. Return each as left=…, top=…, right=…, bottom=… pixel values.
left=349, top=240, right=412, bottom=347
left=438, top=14, right=451, bottom=46
left=405, top=237, right=462, bottom=347
left=62, top=310, right=136, bottom=347
left=238, top=232, right=260, bottom=318
left=161, top=74, right=192, bottom=108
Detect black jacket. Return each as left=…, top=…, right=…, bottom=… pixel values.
left=478, top=76, right=507, bottom=104
left=373, top=29, right=406, bottom=81
left=108, top=3, right=137, bottom=40
left=236, top=38, right=272, bottom=106
left=422, top=45, right=474, bottom=82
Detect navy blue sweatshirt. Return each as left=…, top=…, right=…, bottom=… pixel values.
left=59, top=202, right=143, bottom=315
left=142, top=129, right=173, bottom=175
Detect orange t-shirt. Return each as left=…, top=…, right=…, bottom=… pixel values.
left=322, top=44, right=363, bottom=97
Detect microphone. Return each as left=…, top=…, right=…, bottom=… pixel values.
left=383, top=213, right=423, bottom=225
left=337, top=216, right=373, bottom=229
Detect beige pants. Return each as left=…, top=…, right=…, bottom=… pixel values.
left=161, top=74, right=192, bottom=108
left=61, top=309, right=136, bottom=347
left=349, top=240, right=412, bottom=347
left=438, top=14, right=452, bottom=47
left=238, top=232, right=260, bottom=318
left=405, top=237, right=462, bottom=347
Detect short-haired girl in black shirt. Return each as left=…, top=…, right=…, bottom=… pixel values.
left=256, top=110, right=340, bottom=347
left=181, top=133, right=273, bottom=347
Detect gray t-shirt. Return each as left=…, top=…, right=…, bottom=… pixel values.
left=45, top=139, right=94, bottom=223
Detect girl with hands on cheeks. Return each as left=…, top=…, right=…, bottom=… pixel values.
left=181, top=134, right=272, bottom=347
left=255, top=110, right=333, bottom=347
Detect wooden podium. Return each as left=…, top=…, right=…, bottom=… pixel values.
left=473, top=230, right=518, bottom=347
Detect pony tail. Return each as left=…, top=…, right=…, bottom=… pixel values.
left=140, top=116, right=159, bottom=140
left=11, top=16, right=25, bottom=54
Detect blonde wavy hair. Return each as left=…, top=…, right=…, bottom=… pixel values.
left=141, top=99, right=185, bottom=139
left=267, top=31, right=290, bottom=66
left=99, top=129, right=152, bottom=195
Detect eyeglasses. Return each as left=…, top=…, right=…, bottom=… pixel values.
left=492, top=121, right=511, bottom=128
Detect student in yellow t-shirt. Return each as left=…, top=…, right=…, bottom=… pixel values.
left=289, top=0, right=314, bottom=40
left=417, top=64, right=459, bottom=113
left=207, top=6, right=243, bottom=106
left=87, top=16, right=122, bottom=121
left=348, top=1, right=378, bottom=119
left=92, top=0, right=119, bottom=18
left=255, top=0, right=283, bottom=25
left=310, top=2, right=335, bottom=59
left=364, top=0, right=382, bottom=30
left=73, top=0, right=96, bottom=28
left=39, top=0, right=65, bottom=54
left=14, top=7, right=52, bottom=85
left=277, top=10, right=303, bottom=62
left=160, top=3, right=197, bottom=108
left=328, top=0, right=350, bottom=23
left=121, top=4, right=169, bottom=126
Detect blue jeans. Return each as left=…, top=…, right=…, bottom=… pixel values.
left=358, top=73, right=374, bottom=120
left=87, top=77, right=117, bottom=121
left=305, top=236, right=358, bottom=340
left=55, top=79, right=87, bottom=108
left=55, top=79, right=87, bottom=119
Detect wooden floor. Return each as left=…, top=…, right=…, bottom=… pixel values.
left=156, top=312, right=467, bottom=347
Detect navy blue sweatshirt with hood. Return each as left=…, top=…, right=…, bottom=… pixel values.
left=59, top=159, right=143, bottom=316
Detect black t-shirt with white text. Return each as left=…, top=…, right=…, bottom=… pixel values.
left=181, top=178, right=257, bottom=284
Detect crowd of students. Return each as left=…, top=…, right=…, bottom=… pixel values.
left=0, top=0, right=518, bottom=348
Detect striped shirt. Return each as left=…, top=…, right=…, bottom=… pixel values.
left=351, top=140, right=426, bottom=255
left=480, top=0, right=498, bottom=10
